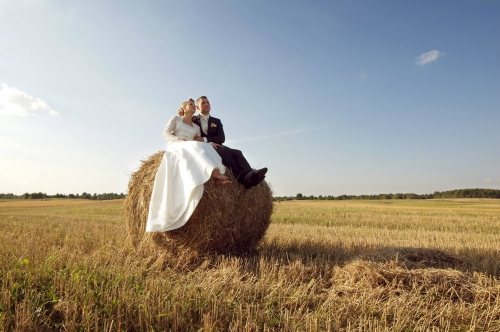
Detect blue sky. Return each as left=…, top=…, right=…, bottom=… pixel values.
left=1, top=0, right=499, bottom=196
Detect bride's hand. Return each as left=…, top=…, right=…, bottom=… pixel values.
left=210, top=142, right=222, bottom=149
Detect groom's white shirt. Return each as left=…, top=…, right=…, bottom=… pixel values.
left=199, top=113, right=209, bottom=142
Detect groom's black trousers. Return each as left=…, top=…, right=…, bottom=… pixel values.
left=215, top=146, right=251, bottom=182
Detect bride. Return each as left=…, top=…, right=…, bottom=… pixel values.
left=146, top=98, right=231, bottom=232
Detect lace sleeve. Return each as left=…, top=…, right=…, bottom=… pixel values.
left=162, top=116, right=184, bottom=142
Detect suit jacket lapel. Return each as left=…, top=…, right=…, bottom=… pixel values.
left=207, top=116, right=212, bottom=134
left=194, top=115, right=207, bottom=137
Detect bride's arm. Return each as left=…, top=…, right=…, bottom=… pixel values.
left=192, top=124, right=204, bottom=142
left=162, top=116, right=186, bottom=142
left=195, top=124, right=201, bottom=138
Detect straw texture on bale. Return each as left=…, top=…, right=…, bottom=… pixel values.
left=125, top=150, right=273, bottom=254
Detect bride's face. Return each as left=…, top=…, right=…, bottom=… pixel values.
left=185, top=100, right=196, bottom=115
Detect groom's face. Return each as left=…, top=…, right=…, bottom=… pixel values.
left=197, top=98, right=211, bottom=115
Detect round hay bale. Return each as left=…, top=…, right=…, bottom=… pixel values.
left=125, top=150, right=273, bottom=254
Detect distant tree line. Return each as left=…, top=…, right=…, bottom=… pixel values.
left=274, top=188, right=500, bottom=202
left=0, top=192, right=126, bottom=200
left=2, top=188, right=499, bottom=202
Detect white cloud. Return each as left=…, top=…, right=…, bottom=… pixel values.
left=415, top=50, right=444, bottom=66
left=359, top=70, right=368, bottom=80
left=0, top=83, right=59, bottom=116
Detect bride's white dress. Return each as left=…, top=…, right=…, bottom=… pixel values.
left=145, top=116, right=226, bottom=232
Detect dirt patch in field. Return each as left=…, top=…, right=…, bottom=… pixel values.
left=358, top=247, right=469, bottom=270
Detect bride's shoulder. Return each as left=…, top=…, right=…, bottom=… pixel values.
left=168, top=115, right=182, bottom=122
left=166, top=116, right=182, bottom=129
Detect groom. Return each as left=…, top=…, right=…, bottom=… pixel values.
left=193, top=96, right=267, bottom=189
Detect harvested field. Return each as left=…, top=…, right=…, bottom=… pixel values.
left=1, top=198, right=500, bottom=331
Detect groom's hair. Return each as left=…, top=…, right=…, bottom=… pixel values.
left=196, top=96, right=208, bottom=105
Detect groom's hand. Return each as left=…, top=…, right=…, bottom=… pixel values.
left=210, top=142, right=222, bottom=149
left=193, top=136, right=204, bottom=142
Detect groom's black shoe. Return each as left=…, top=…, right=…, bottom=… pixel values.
left=243, top=168, right=268, bottom=189
left=252, top=168, right=267, bottom=186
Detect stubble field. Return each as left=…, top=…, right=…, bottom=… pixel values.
left=1, top=198, right=500, bottom=331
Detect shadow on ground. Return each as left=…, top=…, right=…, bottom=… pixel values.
left=137, top=236, right=500, bottom=279
left=225, top=240, right=500, bottom=278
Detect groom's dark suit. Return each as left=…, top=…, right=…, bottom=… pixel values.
left=193, top=115, right=252, bottom=182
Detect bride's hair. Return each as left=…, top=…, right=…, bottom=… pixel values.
left=178, top=98, right=195, bottom=117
